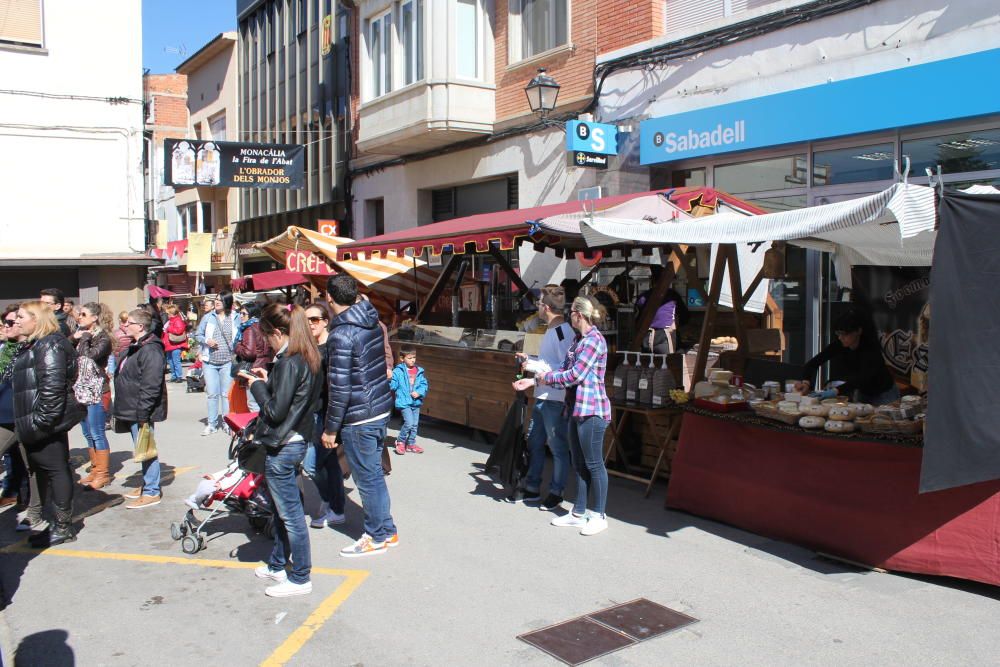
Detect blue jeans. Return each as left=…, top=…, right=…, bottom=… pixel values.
left=168, top=349, right=183, bottom=380
left=265, top=440, right=311, bottom=584
left=204, top=361, right=232, bottom=428
left=567, top=416, right=610, bottom=517
left=398, top=406, right=420, bottom=446
left=302, top=415, right=345, bottom=515
left=80, top=403, right=110, bottom=451
left=129, top=423, right=160, bottom=497
left=524, top=400, right=571, bottom=496
left=341, top=417, right=396, bottom=543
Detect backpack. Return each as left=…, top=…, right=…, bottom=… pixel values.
left=74, top=355, right=104, bottom=405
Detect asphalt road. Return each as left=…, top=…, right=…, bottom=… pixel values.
left=1, top=379, right=998, bottom=666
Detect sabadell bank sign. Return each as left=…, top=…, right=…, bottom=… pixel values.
left=639, top=48, right=1000, bottom=165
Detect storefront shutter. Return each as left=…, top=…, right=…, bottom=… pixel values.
left=665, top=0, right=723, bottom=35
left=729, top=0, right=783, bottom=16
left=0, top=0, right=43, bottom=46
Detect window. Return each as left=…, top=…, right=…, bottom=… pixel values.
left=0, top=0, right=43, bottom=48
left=401, top=0, right=424, bottom=85
left=812, top=144, right=894, bottom=186
left=903, top=128, right=1000, bottom=176
left=670, top=168, right=705, bottom=188
left=510, top=0, right=567, bottom=62
left=714, top=154, right=808, bottom=194
left=664, top=0, right=782, bottom=35
left=367, top=10, right=393, bottom=98
left=365, top=198, right=385, bottom=236
left=456, top=0, right=478, bottom=78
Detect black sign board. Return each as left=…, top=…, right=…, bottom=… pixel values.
left=571, top=150, right=609, bottom=170
left=163, top=139, right=305, bottom=189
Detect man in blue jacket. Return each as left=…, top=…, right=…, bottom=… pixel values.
left=321, top=274, right=397, bottom=558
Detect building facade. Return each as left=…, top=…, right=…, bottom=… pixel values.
left=171, top=32, right=241, bottom=291
left=592, top=0, right=1000, bottom=361
left=235, top=0, right=347, bottom=275
left=143, top=72, right=188, bottom=249
left=0, top=0, right=155, bottom=313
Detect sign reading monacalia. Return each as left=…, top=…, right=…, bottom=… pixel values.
left=163, top=139, right=305, bottom=189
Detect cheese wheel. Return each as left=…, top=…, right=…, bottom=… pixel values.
left=799, top=416, right=825, bottom=429
left=825, top=419, right=856, bottom=433
left=828, top=405, right=858, bottom=421
left=800, top=404, right=830, bottom=417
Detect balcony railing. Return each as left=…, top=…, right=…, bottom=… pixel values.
left=211, top=230, right=237, bottom=270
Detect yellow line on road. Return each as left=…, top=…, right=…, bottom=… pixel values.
left=260, top=570, right=370, bottom=667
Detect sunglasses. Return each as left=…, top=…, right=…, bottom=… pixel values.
left=2, top=320, right=15, bottom=326
left=126, top=320, right=140, bottom=326
left=307, top=316, right=327, bottom=323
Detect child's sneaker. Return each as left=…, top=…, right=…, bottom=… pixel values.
left=404, top=444, right=424, bottom=454
left=340, top=534, right=388, bottom=558
left=394, top=443, right=406, bottom=455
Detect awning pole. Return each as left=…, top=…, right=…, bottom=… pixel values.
left=411, top=253, right=420, bottom=313
left=416, top=254, right=461, bottom=323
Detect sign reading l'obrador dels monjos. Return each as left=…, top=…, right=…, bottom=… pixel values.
left=164, top=138, right=305, bottom=189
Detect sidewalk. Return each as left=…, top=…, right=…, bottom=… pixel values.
left=1, top=382, right=999, bottom=666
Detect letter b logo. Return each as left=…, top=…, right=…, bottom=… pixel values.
left=577, top=123, right=590, bottom=140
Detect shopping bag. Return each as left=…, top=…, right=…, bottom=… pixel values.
left=134, top=424, right=159, bottom=463
left=229, top=381, right=250, bottom=414
left=337, top=441, right=351, bottom=480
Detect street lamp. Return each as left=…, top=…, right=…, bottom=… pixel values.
left=524, top=67, right=560, bottom=119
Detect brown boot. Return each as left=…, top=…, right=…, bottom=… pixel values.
left=79, top=449, right=97, bottom=486
left=87, top=449, right=111, bottom=490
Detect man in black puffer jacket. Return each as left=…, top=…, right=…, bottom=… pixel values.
left=113, top=308, right=168, bottom=509
left=322, top=275, right=397, bottom=558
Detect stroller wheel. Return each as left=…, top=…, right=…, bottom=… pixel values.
left=170, top=522, right=185, bottom=541
left=181, top=535, right=200, bottom=554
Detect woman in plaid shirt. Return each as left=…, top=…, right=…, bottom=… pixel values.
left=513, top=296, right=612, bottom=536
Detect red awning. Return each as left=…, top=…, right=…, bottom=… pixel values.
left=148, top=285, right=175, bottom=298
left=248, top=269, right=308, bottom=291
left=335, top=187, right=766, bottom=260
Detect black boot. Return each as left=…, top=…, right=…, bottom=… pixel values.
left=28, top=520, right=77, bottom=548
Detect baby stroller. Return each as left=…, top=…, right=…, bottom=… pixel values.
left=169, top=412, right=271, bottom=554
left=185, top=360, right=206, bottom=393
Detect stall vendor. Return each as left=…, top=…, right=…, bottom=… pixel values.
left=795, top=309, right=900, bottom=406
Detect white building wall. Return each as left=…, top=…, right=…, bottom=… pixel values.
left=598, top=0, right=1000, bottom=126
left=0, top=0, right=144, bottom=258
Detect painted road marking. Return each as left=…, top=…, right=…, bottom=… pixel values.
left=0, top=546, right=369, bottom=666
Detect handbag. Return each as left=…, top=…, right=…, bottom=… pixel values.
left=73, top=355, right=105, bottom=406
left=133, top=423, right=159, bottom=462
left=168, top=331, right=187, bottom=344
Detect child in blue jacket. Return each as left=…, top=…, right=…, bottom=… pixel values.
left=390, top=348, right=428, bottom=455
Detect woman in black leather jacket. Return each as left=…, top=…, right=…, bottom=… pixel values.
left=244, top=303, right=322, bottom=598
left=12, top=301, right=85, bottom=547
left=73, top=302, right=114, bottom=490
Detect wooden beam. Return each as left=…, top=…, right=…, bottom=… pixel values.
left=415, top=254, right=461, bottom=323
left=578, top=261, right=603, bottom=289
left=488, top=246, right=532, bottom=296
left=726, top=244, right=748, bottom=353
left=741, top=266, right=765, bottom=308
left=629, top=248, right=676, bottom=351
left=691, top=246, right=729, bottom=384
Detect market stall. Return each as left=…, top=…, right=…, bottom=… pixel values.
left=575, top=182, right=1000, bottom=586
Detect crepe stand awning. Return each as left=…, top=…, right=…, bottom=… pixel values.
left=245, top=269, right=309, bottom=291
left=147, top=285, right=175, bottom=298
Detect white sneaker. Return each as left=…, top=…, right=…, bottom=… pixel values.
left=580, top=515, right=608, bottom=536
left=309, top=504, right=346, bottom=528
left=551, top=512, right=589, bottom=528
left=201, top=425, right=218, bottom=436
left=255, top=565, right=288, bottom=582
left=265, top=580, right=312, bottom=597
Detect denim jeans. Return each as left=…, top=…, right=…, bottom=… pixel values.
left=302, top=415, right=345, bottom=515
left=398, top=407, right=420, bottom=446
left=524, top=400, right=571, bottom=496
left=129, top=423, right=160, bottom=497
left=341, top=417, right=396, bottom=543
left=567, top=415, right=610, bottom=517
left=265, top=440, right=311, bottom=584
left=204, top=361, right=232, bottom=428
left=79, top=403, right=110, bottom=451
left=168, top=349, right=183, bottom=380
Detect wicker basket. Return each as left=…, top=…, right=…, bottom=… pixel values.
left=856, top=415, right=923, bottom=435
left=751, top=404, right=801, bottom=425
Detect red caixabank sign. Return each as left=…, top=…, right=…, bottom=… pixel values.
left=285, top=250, right=335, bottom=276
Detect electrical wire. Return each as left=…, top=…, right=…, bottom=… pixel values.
left=0, top=89, right=142, bottom=105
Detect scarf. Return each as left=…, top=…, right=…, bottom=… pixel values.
left=0, top=340, right=25, bottom=383
left=234, top=317, right=258, bottom=345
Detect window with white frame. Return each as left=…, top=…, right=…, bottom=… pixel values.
left=0, top=0, right=44, bottom=48
left=509, top=0, right=567, bottom=63
left=401, top=0, right=424, bottom=85
left=664, top=0, right=783, bottom=35
left=368, top=8, right=392, bottom=99
left=455, top=0, right=478, bottom=79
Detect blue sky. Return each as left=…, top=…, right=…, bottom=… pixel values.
left=142, top=0, right=238, bottom=74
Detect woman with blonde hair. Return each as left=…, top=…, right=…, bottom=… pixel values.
left=72, top=302, right=115, bottom=489
left=514, top=296, right=612, bottom=536
left=11, top=301, right=86, bottom=546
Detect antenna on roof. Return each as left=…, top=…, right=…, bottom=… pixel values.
left=164, top=44, right=188, bottom=57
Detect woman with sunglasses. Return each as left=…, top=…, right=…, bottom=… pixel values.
left=72, top=302, right=115, bottom=489
left=234, top=303, right=273, bottom=412
left=302, top=301, right=347, bottom=529
left=1, top=304, right=29, bottom=510
left=11, top=301, right=86, bottom=546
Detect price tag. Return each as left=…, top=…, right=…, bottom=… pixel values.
left=626, top=390, right=636, bottom=401
left=652, top=396, right=662, bottom=406
left=638, top=379, right=649, bottom=389
left=613, top=377, right=623, bottom=387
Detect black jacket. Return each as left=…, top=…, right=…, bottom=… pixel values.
left=324, top=300, right=393, bottom=434
left=54, top=310, right=71, bottom=337
left=76, top=330, right=113, bottom=393
left=803, top=332, right=895, bottom=398
left=12, top=333, right=85, bottom=445
left=113, top=333, right=168, bottom=423
left=250, top=349, right=322, bottom=449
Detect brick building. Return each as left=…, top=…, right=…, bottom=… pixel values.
left=143, top=72, right=189, bottom=247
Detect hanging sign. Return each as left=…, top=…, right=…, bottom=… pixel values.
left=163, top=139, right=305, bottom=189
left=571, top=150, right=609, bottom=170
left=285, top=250, right=336, bottom=276
left=321, top=15, right=333, bottom=56
left=566, top=120, right=618, bottom=156
left=317, top=220, right=340, bottom=237
left=187, top=233, right=213, bottom=272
